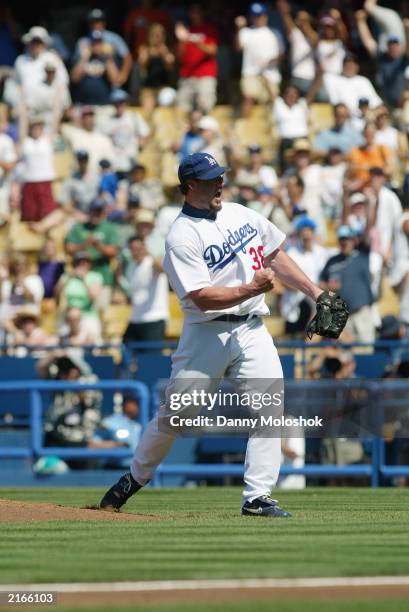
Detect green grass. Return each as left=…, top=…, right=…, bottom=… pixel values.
left=0, top=488, right=409, bottom=584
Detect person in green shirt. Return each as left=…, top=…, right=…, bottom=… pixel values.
left=65, top=199, right=119, bottom=288
left=56, top=252, right=103, bottom=339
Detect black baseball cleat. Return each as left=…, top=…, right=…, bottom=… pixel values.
left=99, top=472, right=142, bottom=511
left=241, top=495, right=292, bottom=517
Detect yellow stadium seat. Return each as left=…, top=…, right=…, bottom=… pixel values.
left=40, top=299, right=58, bottom=335
left=53, top=149, right=74, bottom=181
left=309, top=103, right=334, bottom=134
left=166, top=291, right=184, bottom=339
left=101, top=304, right=132, bottom=342
left=9, top=220, right=44, bottom=252
left=233, top=118, right=273, bottom=150
left=378, top=277, right=400, bottom=318
left=161, top=152, right=179, bottom=187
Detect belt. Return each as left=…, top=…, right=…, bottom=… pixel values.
left=211, top=314, right=258, bottom=323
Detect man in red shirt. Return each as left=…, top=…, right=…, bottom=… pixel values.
left=175, top=4, right=218, bottom=113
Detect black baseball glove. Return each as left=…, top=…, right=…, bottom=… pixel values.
left=306, top=291, right=349, bottom=340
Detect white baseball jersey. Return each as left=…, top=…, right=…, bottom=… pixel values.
left=163, top=201, right=285, bottom=323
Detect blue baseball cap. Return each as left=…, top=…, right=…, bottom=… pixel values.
left=249, top=3, right=268, bottom=16
left=178, top=153, right=229, bottom=183
left=294, top=216, right=317, bottom=232
left=337, top=225, right=356, bottom=240
left=258, top=186, right=273, bottom=196
left=110, top=89, right=129, bottom=104
left=89, top=198, right=106, bottom=211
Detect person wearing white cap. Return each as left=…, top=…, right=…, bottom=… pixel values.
left=23, top=53, right=71, bottom=133
left=195, top=115, right=227, bottom=166
left=14, top=26, right=69, bottom=104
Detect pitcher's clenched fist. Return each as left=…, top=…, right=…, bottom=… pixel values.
left=249, top=268, right=275, bottom=295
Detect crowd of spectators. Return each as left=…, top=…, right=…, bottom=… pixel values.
left=0, top=0, right=408, bottom=357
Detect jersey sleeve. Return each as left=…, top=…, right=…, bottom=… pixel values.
left=164, top=244, right=212, bottom=299
left=257, top=216, right=286, bottom=257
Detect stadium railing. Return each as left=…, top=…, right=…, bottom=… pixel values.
left=0, top=380, right=150, bottom=461
left=1, top=378, right=409, bottom=487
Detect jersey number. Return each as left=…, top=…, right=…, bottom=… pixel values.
left=249, top=245, right=265, bottom=270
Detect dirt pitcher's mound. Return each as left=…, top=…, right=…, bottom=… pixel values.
left=0, top=499, right=155, bottom=523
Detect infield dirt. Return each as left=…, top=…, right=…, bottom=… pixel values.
left=0, top=498, right=156, bottom=522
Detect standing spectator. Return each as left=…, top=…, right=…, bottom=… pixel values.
left=102, top=89, right=150, bottom=177
left=119, top=235, right=169, bottom=344
left=38, top=239, right=64, bottom=299
left=0, top=114, right=17, bottom=226
left=61, top=106, right=115, bottom=173
left=74, top=8, right=132, bottom=87
left=365, top=167, right=402, bottom=263
left=322, top=54, right=383, bottom=117
left=123, top=0, right=171, bottom=60
left=14, top=26, right=69, bottom=104
left=138, top=23, right=175, bottom=110
left=283, top=139, right=326, bottom=239
left=313, top=104, right=363, bottom=155
left=196, top=116, right=227, bottom=166
left=276, top=1, right=317, bottom=96
left=176, top=109, right=204, bottom=158
left=56, top=252, right=103, bottom=338
left=235, top=3, right=283, bottom=117
left=25, top=54, right=71, bottom=132
left=18, top=113, right=57, bottom=223
left=319, top=148, right=347, bottom=221
left=272, top=84, right=311, bottom=172
left=348, top=122, right=394, bottom=188
left=356, top=8, right=408, bottom=109
left=374, top=107, right=400, bottom=153
left=316, top=11, right=347, bottom=76
left=235, top=145, right=278, bottom=190
left=362, top=0, right=406, bottom=53
left=320, top=225, right=375, bottom=342
left=134, top=208, right=165, bottom=259
left=389, top=210, right=409, bottom=336
left=175, top=4, right=218, bottom=113
left=65, top=199, right=119, bottom=302
left=0, top=254, right=44, bottom=322
left=281, top=216, right=329, bottom=337
left=70, top=31, right=120, bottom=106
left=59, top=150, right=100, bottom=221
left=117, top=163, right=165, bottom=211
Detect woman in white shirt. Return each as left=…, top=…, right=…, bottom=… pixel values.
left=316, top=13, right=347, bottom=75
left=18, top=109, right=57, bottom=222
left=272, top=85, right=310, bottom=173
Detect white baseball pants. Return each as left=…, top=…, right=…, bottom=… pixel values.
left=131, top=316, right=284, bottom=503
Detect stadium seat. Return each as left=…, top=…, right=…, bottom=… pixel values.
left=309, top=103, right=334, bottom=135
left=9, top=215, right=44, bottom=252
left=378, top=277, right=400, bottom=317
left=166, top=292, right=184, bottom=339
left=101, top=305, right=132, bottom=342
